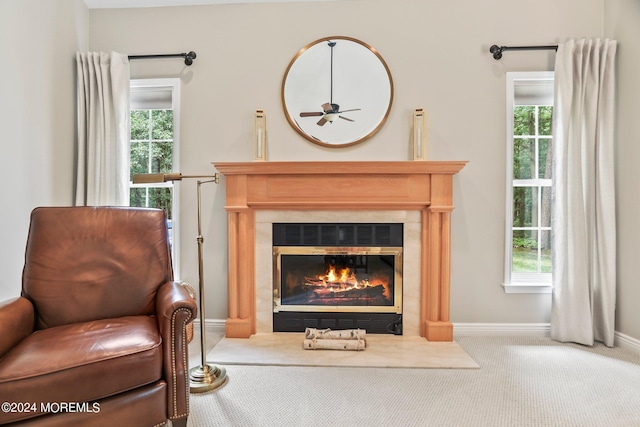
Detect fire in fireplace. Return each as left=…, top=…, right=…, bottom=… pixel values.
left=272, top=223, right=403, bottom=334
left=289, top=260, right=391, bottom=307
left=277, top=249, right=399, bottom=309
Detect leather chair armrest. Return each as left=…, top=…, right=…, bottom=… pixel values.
left=155, top=281, right=197, bottom=423
left=0, top=297, right=35, bottom=359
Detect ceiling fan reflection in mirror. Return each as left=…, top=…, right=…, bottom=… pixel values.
left=281, top=36, right=393, bottom=147
left=298, top=41, right=361, bottom=126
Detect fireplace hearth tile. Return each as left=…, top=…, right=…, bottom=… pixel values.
left=206, top=333, right=479, bottom=369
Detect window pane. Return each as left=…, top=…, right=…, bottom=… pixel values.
left=541, top=187, right=552, bottom=228
left=512, top=230, right=539, bottom=273
left=150, top=141, right=173, bottom=174
left=513, top=187, right=538, bottom=227
left=514, top=138, right=535, bottom=179
left=538, top=138, right=552, bottom=179
left=130, top=141, right=150, bottom=179
left=538, top=106, right=553, bottom=136
left=129, top=187, right=146, bottom=209
left=131, top=110, right=149, bottom=140
left=130, top=187, right=173, bottom=219
left=514, top=106, right=535, bottom=136
left=151, top=110, right=173, bottom=140
left=540, top=230, right=552, bottom=273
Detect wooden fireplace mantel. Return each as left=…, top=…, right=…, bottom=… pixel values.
left=213, top=161, right=467, bottom=341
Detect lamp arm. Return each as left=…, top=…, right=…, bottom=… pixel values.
left=180, top=174, right=219, bottom=182
left=132, top=172, right=219, bottom=184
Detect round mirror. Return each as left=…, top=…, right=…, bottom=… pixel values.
left=281, top=36, right=393, bottom=147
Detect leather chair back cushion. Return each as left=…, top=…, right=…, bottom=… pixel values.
left=22, top=207, right=173, bottom=329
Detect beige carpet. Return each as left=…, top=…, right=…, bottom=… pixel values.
left=189, top=336, right=640, bottom=427
left=206, top=332, right=479, bottom=369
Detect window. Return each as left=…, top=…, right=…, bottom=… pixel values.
left=129, top=78, right=181, bottom=275
left=503, top=72, right=554, bottom=293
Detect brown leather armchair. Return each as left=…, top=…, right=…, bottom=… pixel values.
left=0, top=207, right=197, bottom=427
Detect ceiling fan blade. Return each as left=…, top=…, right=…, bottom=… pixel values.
left=322, top=102, right=340, bottom=113
left=317, top=117, right=328, bottom=126
left=300, top=112, right=324, bottom=117
left=339, top=116, right=354, bottom=122
left=337, top=108, right=361, bottom=113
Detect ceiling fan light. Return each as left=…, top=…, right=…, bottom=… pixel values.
left=324, top=113, right=338, bottom=123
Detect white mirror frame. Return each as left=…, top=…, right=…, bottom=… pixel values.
left=281, top=36, right=394, bottom=147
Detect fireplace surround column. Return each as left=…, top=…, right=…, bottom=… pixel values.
left=214, top=161, right=466, bottom=341
left=422, top=173, right=456, bottom=340
left=226, top=208, right=255, bottom=337
left=223, top=173, right=256, bottom=337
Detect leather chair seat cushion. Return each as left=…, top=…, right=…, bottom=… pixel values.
left=0, top=316, right=162, bottom=424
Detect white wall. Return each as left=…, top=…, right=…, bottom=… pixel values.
left=0, top=0, right=89, bottom=302
left=88, top=0, right=606, bottom=326
left=605, top=0, right=640, bottom=340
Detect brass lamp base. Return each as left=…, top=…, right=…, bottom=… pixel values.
left=189, top=364, right=228, bottom=393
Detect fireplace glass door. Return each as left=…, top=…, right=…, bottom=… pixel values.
left=272, top=223, right=403, bottom=333
left=274, top=247, right=402, bottom=314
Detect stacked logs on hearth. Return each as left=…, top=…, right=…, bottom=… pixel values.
left=303, top=328, right=367, bottom=351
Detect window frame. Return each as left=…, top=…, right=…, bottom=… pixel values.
left=129, top=78, right=182, bottom=278
left=503, top=72, right=554, bottom=294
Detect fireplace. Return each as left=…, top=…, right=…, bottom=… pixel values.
left=213, top=161, right=467, bottom=341
left=272, top=223, right=403, bottom=333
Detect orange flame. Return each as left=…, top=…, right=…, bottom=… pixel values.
left=312, top=265, right=390, bottom=299
left=322, top=265, right=359, bottom=286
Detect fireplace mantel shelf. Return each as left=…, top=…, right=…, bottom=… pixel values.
left=213, top=160, right=467, bottom=341
left=214, top=161, right=467, bottom=175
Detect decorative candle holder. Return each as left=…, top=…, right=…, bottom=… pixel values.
left=412, top=108, right=426, bottom=160
left=255, top=109, right=266, bottom=161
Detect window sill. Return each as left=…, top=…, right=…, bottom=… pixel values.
left=502, top=283, right=552, bottom=294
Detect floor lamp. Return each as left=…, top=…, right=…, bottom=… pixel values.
left=133, top=172, right=228, bottom=393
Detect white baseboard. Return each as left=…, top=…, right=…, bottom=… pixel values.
left=614, top=331, right=640, bottom=355
left=454, top=323, right=640, bottom=356
left=453, top=323, right=551, bottom=337
left=192, top=318, right=226, bottom=334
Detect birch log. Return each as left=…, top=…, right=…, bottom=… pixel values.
left=303, top=338, right=366, bottom=351
left=304, top=328, right=367, bottom=340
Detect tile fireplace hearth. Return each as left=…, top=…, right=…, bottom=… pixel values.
left=213, top=161, right=466, bottom=341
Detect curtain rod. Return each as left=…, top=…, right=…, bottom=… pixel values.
left=489, top=44, right=558, bottom=60
left=128, top=51, right=197, bottom=66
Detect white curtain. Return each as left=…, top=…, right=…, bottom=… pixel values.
left=75, top=52, right=130, bottom=206
left=551, top=39, right=617, bottom=347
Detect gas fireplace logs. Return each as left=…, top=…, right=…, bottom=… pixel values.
left=303, top=328, right=367, bottom=351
